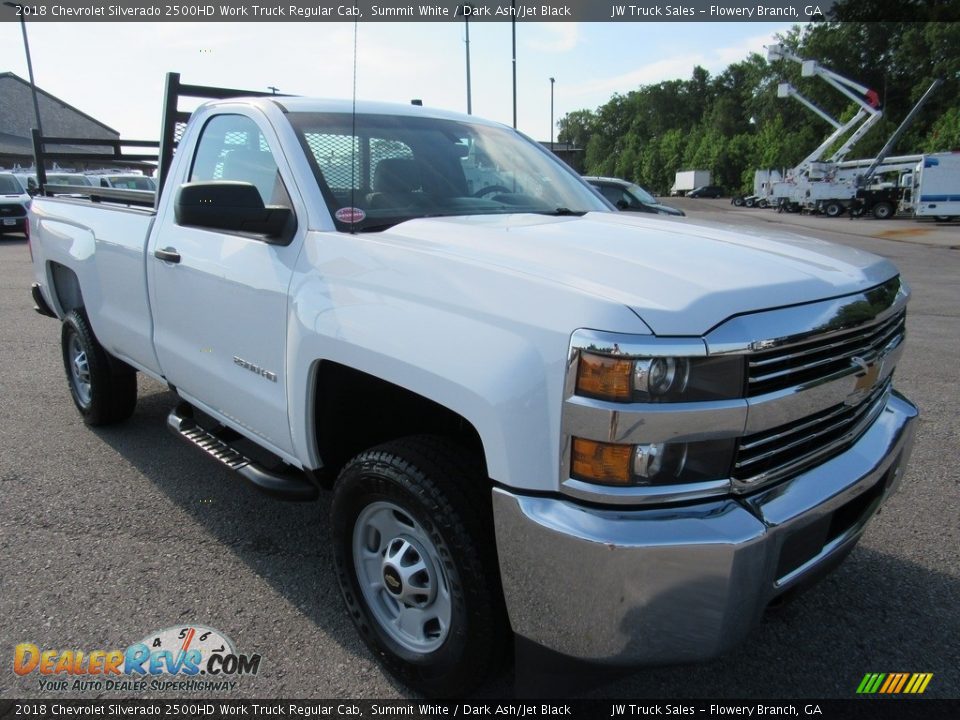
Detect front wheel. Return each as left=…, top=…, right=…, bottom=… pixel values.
left=61, top=309, right=137, bottom=425
left=331, top=436, right=508, bottom=697
left=872, top=202, right=895, bottom=220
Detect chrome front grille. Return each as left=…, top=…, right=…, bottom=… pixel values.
left=734, top=379, right=891, bottom=485
left=747, top=310, right=905, bottom=397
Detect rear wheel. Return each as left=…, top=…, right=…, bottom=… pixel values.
left=824, top=201, right=844, bottom=217
left=61, top=309, right=137, bottom=425
left=331, top=436, right=508, bottom=697
left=872, top=202, right=895, bottom=220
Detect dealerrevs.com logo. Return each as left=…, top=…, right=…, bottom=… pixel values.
left=14, top=625, right=262, bottom=692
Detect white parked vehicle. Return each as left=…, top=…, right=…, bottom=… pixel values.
left=87, top=173, right=158, bottom=191
left=904, top=152, right=960, bottom=219
left=0, top=172, right=30, bottom=234
left=28, top=74, right=918, bottom=696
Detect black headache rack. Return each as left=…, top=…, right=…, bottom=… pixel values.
left=31, top=72, right=283, bottom=210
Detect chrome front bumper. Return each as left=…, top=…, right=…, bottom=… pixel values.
left=493, top=391, right=918, bottom=665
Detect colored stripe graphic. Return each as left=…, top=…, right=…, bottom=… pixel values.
left=892, top=673, right=909, bottom=693
left=856, top=673, right=885, bottom=694
left=857, top=672, right=932, bottom=694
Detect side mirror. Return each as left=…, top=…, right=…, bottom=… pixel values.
left=26, top=187, right=40, bottom=197
left=175, top=181, right=293, bottom=242
left=615, top=199, right=629, bottom=211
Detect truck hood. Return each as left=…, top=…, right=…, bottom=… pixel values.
left=373, top=212, right=898, bottom=336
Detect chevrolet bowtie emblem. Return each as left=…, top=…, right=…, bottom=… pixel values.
left=846, top=356, right=882, bottom=406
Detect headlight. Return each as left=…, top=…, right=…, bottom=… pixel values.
left=571, top=437, right=735, bottom=487
left=635, top=357, right=688, bottom=396
left=576, top=351, right=743, bottom=402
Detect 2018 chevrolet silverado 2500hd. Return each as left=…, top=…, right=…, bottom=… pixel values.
left=28, top=74, right=918, bottom=697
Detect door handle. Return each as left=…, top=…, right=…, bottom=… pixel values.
left=154, top=247, right=181, bottom=264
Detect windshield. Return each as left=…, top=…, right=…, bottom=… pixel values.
left=49, top=174, right=92, bottom=186
left=289, top=112, right=609, bottom=232
left=627, top=184, right=657, bottom=205
left=105, top=176, right=156, bottom=190
left=0, top=175, right=23, bottom=194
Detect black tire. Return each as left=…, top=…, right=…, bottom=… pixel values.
left=744, top=198, right=755, bottom=208
left=872, top=202, right=894, bottom=220
left=61, top=309, right=137, bottom=426
left=824, top=202, right=844, bottom=218
left=732, top=197, right=745, bottom=207
left=331, top=436, right=508, bottom=697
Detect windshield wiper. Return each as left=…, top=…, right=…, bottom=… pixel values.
left=536, top=207, right=587, bottom=217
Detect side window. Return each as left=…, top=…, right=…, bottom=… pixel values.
left=190, top=114, right=292, bottom=209
left=598, top=185, right=623, bottom=205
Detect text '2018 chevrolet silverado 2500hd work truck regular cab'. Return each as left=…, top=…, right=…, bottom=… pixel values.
left=28, top=74, right=917, bottom=697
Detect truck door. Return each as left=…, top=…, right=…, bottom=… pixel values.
left=148, top=112, right=302, bottom=459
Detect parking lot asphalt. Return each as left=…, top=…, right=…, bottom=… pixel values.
left=1, top=205, right=957, bottom=700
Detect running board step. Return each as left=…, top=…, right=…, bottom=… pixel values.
left=167, top=404, right=318, bottom=501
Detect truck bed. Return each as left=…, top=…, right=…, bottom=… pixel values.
left=31, top=196, right=162, bottom=376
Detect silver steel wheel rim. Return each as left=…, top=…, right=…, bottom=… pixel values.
left=68, top=333, right=92, bottom=406
left=352, top=500, right=451, bottom=653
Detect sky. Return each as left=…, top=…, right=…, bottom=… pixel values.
left=0, top=20, right=798, bottom=142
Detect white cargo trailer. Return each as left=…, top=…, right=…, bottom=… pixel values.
left=670, top=169, right=710, bottom=196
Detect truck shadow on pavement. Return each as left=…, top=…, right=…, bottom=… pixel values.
left=93, top=384, right=957, bottom=700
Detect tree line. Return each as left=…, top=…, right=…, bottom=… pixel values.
left=558, top=5, right=960, bottom=194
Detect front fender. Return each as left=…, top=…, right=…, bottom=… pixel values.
left=286, top=231, right=647, bottom=492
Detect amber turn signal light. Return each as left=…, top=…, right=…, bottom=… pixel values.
left=575, top=353, right=633, bottom=401
left=571, top=438, right=633, bottom=485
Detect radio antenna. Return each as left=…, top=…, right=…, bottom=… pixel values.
left=350, top=19, right=359, bottom=234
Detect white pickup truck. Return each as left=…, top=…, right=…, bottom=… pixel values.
left=28, top=75, right=917, bottom=696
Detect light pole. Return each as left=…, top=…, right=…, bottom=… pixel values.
left=463, top=5, right=473, bottom=114
left=511, top=1, right=517, bottom=128
left=4, top=2, right=44, bottom=138
left=549, top=77, right=555, bottom=151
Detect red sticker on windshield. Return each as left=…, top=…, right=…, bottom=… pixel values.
left=335, top=207, right=366, bottom=224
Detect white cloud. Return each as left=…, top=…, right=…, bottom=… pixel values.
left=713, top=29, right=790, bottom=65
left=562, top=25, right=791, bottom=102
left=562, top=56, right=704, bottom=99
left=525, top=24, right=580, bottom=53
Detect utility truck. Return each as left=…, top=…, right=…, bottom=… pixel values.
left=28, top=74, right=918, bottom=696
left=762, top=44, right=884, bottom=212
